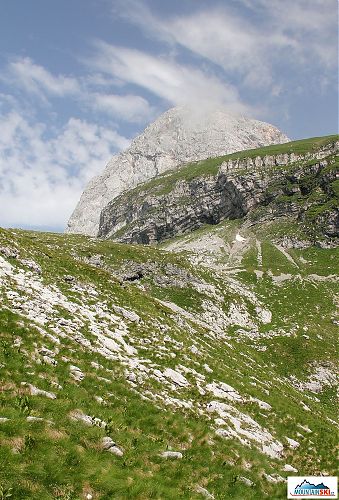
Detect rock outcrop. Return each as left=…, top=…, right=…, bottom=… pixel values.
left=98, top=138, right=339, bottom=244
left=67, top=107, right=289, bottom=236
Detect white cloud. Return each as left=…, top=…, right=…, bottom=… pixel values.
left=89, top=93, right=154, bottom=122
left=4, top=56, right=154, bottom=123
left=0, top=111, right=129, bottom=229
left=241, top=0, right=336, bottom=33
left=116, top=2, right=274, bottom=82
left=241, top=0, right=338, bottom=69
left=114, top=0, right=338, bottom=91
left=91, top=42, right=249, bottom=113
left=6, top=57, right=80, bottom=97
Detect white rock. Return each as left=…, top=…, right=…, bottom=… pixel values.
left=203, top=363, right=213, bottom=373
left=254, top=269, right=264, bottom=279
left=297, top=423, right=312, bottom=433
left=195, top=485, right=215, bottom=499
left=283, top=464, right=298, bottom=472
left=0, top=246, right=19, bottom=258
left=92, top=417, right=107, bottom=428
left=21, top=259, right=42, bottom=274
left=108, top=445, right=124, bottom=456
left=126, top=372, right=137, bottom=383
left=286, top=437, right=300, bottom=449
left=215, top=428, right=232, bottom=439
left=163, top=368, right=189, bottom=387
left=300, top=401, right=311, bottom=412
left=301, top=366, right=337, bottom=393
left=102, top=437, right=124, bottom=456
left=256, top=307, right=272, bottom=324
left=70, top=410, right=93, bottom=426
left=70, top=365, right=85, bottom=382
left=214, top=418, right=226, bottom=426
left=235, top=234, right=246, bottom=242
left=26, top=416, right=44, bottom=422
left=26, top=416, right=53, bottom=424
left=160, top=451, right=183, bottom=459
left=0, top=255, right=13, bottom=274
left=250, top=397, right=272, bottom=410
left=190, top=345, right=200, bottom=355
left=39, top=346, right=56, bottom=357
left=102, top=436, right=115, bottom=449
left=206, top=381, right=242, bottom=402
left=212, top=395, right=283, bottom=460
left=262, top=441, right=284, bottom=459
left=238, top=476, right=254, bottom=487
left=43, top=355, right=57, bottom=366
left=263, top=473, right=285, bottom=483
left=113, top=305, right=140, bottom=323
left=70, top=410, right=106, bottom=428
left=23, top=383, right=56, bottom=399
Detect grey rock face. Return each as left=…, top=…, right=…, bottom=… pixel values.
left=99, top=174, right=247, bottom=244
left=66, top=107, right=289, bottom=236
left=98, top=142, right=338, bottom=244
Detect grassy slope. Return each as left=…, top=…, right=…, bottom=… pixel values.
left=0, top=224, right=338, bottom=500
left=109, top=135, right=338, bottom=201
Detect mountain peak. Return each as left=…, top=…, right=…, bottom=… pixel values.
left=66, top=107, right=289, bottom=236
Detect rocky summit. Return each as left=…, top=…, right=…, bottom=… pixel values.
left=67, top=107, right=289, bottom=237
left=1, top=124, right=338, bottom=499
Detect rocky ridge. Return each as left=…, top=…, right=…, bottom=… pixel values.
left=67, top=107, right=289, bottom=236
left=98, top=136, right=339, bottom=245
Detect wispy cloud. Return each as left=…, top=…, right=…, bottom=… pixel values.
left=240, top=0, right=338, bottom=68
left=5, top=57, right=81, bottom=97
left=90, top=42, right=249, bottom=113
left=3, top=56, right=155, bottom=123
left=88, top=93, right=155, bottom=122
left=113, top=0, right=338, bottom=92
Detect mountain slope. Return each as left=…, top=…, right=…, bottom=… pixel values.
left=98, top=135, right=338, bottom=245
left=66, top=107, right=289, bottom=236
left=0, top=215, right=338, bottom=498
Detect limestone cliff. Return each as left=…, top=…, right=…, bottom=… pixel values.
left=98, top=137, right=339, bottom=244
left=66, top=107, right=289, bottom=236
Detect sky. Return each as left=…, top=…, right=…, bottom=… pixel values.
left=0, top=0, right=338, bottom=232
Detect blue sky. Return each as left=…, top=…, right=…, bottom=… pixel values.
left=0, top=0, right=338, bottom=231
